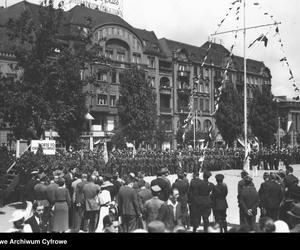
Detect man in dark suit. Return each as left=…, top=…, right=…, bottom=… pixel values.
left=264, top=173, right=284, bottom=221
left=23, top=201, right=47, bottom=233
left=258, top=172, right=270, bottom=218
left=211, top=174, right=228, bottom=233
left=118, top=175, right=142, bottom=232
left=73, top=173, right=88, bottom=232
left=238, top=170, right=250, bottom=225
left=151, top=168, right=171, bottom=202
left=24, top=172, right=39, bottom=203
left=82, top=175, right=101, bottom=232
left=172, top=170, right=190, bottom=229
left=188, top=170, right=214, bottom=232
left=239, top=176, right=260, bottom=231
left=284, top=166, right=299, bottom=197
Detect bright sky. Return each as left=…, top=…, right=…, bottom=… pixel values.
left=2, top=0, right=300, bottom=98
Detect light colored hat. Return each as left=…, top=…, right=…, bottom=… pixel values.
left=274, top=220, right=290, bottom=233
left=9, top=210, right=26, bottom=223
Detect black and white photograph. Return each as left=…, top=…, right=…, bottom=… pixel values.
left=0, top=0, right=300, bottom=237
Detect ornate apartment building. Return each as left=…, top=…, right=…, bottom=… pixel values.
left=0, top=1, right=272, bottom=149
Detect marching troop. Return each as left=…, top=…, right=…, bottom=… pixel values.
left=4, top=145, right=300, bottom=233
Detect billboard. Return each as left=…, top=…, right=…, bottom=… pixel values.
left=31, top=140, right=56, bottom=155
left=64, top=0, right=124, bottom=17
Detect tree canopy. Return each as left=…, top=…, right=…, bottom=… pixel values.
left=0, top=1, right=88, bottom=148
left=117, top=66, right=157, bottom=147
left=215, top=82, right=244, bottom=147
left=249, top=86, right=278, bottom=146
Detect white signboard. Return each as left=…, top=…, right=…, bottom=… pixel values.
left=63, top=0, right=124, bottom=17
left=31, top=140, right=56, bottom=155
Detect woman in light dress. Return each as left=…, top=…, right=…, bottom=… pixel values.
left=96, top=181, right=113, bottom=232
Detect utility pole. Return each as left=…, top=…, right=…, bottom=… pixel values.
left=278, top=116, right=281, bottom=149
left=194, top=110, right=197, bottom=149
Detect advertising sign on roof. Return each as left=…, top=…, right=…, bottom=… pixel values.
left=64, top=0, right=123, bottom=17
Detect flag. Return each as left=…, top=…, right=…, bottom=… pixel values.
left=287, top=121, right=293, bottom=132
left=249, top=35, right=268, bottom=48
left=103, top=141, right=109, bottom=164
left=209, top=125, right=213, bottom=140
left=280, top=57, right=287, bottom=62
left=182, top=132, right=186, bottom=142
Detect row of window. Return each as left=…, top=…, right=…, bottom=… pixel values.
left=194, top=98, right=210, bottom=113
left=97, top=95, right=117, bottom=107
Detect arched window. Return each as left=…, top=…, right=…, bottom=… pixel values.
left=160, top=77, right=171, bottom=88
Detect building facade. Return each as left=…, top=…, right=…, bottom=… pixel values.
left=0, top=1, right=272, bottom=150
left=275, top=96, right=300, bottom=147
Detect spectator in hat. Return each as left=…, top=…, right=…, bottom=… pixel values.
left=52, top=178, right=71, bottom=233
left=239, top=176, right=260, bottom=231
left=118, top=175, right=142, bottom=232
left=144, top=185, right=164, bottom=226
left=211, top=174, right=228, bottom=233
left=284, top=166, right=299, bottom=197
left=264, top=173, right=284, bottom=221
left=237, top=170, right=250, bottom=225
left=24, top=172, right=39, bottom=203
left=101, top=173, right=114, bottom=201
left=158, top=188, right=183, bottom=232
left=73, top=173, right=88, bottom=232
left=34, top=176, right=50, bottom=229
left=258, top=172, right=270, bottom=218
left=172, top=170, right=190, bottom=229
left=82, top=175, right=101, bottom=232
left=151, top=168, right=171, bottom=202
left=188, top=170, right=214, bottom=232
left=6, top=201, right=32, bottom=233
left=137, top=177, right=153, bottom=228
left=96, top=177, right=114, bottom=232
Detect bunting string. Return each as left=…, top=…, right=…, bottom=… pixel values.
left=252, top=1, right=299, bottom=96
left=211, top=1, right=242, bottom=116
left=182, top=0, right=242, bottom=140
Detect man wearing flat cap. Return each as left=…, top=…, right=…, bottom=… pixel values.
left=258, top=172, right=270, bottom=218
left=188, top=170, right=214, bottom=232
left=151, top=168, right=171, bottom=202
left=144, top=185, right=164, bottom=227
left=211, top=174, right=228, bottom=233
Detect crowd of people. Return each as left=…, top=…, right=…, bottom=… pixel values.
left=5, top=157, right=300, bottom=233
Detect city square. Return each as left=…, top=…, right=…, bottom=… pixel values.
left=0, top=0, right=300, bottom=235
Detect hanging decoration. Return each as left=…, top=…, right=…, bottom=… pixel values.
left=181, top=0, right=242, bottom=139
left=252, top=1, right=299, bottom=97
left=211, top=1, right=242, bottom=116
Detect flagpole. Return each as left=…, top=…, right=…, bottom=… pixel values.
left=244, top=0, right=249, bottom=172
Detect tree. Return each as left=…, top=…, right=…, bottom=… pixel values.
left=117, top=66, right=157, bottom=147
left=215, top=82, right=244, bottom=147
left=249, top=85, right=278, bottom=146
left=1, top=1, right=87, bottom=148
